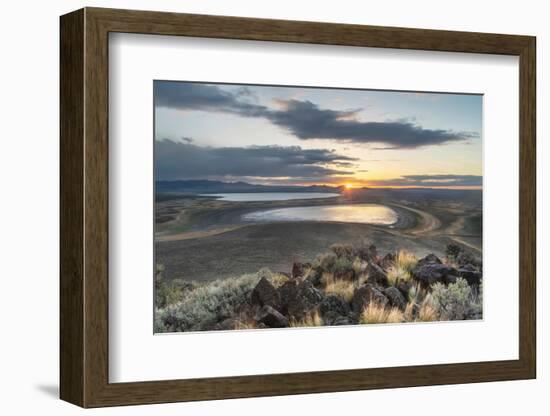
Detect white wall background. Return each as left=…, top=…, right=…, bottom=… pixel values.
left=0, top=0, right=545, bottom=414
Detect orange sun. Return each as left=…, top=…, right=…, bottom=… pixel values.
left=344, top=183, right=354, bottom=189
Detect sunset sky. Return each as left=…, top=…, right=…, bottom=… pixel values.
left=154, top=81, right=482, bottom=189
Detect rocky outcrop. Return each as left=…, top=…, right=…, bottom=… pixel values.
left=251, top=277, right=280, bottom=309
left=319, top=294, right=351, bottom=325
left=365, top=262, right=389, bottom=287
left=384, top=286, right=407, bottom=311
left=351, top=284, right=388, bottom=314
left=278, top=279, right=323, bottom=319
left=416, top=253, right=442, bottom=267
left=255, top=305, right=289, bottom=328
left=412, top=263, right=459, bottom=288
left=457, top=264, right=482, bottom=286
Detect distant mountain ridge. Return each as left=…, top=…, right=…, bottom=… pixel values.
left=156, top=180, right=344, bottom=194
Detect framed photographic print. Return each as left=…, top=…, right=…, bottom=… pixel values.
left=60, top=7, right=536, bottom=408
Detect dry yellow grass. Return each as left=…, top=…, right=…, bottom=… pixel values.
left=360, top=303, right=404, bottom=324
left=289, top=310, right=324, bottom=327
left=233, top=320, right=257, bottom=330
left=417, top=298, right=439, bottom=322
left=270, top=272, right=290, bottom=287
left=404, top=302, right=415, bottom=321
left=396, top=250, right=417, bottom=273
left=387, top=266, right=411, bottom=286
left=324, top=275, right=356, bottom=302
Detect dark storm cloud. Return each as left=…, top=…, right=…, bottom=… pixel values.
left=155, top=82, right=478, bottom=149
left=368, top=174, right=482, bottom=187
left=155, top=139, right=357, bottom=180
left=264, top=100, right=477, bottom=148
left=154, top=82, right=268, bottom=117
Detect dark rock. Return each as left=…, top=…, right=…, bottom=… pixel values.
left=416, top=253, right=442, bottom=267
left=365, top=262, right=389, bottom=287
left=384, top=287, right=407, bottom=311
left=332, top=316, right=353, bottom=326
left=305, top=267, right=323, bottom=287
left=255, top=305, right=289, bottom=328
left=458, top=267, right=482, bottom=286
left=412, top=263, right=459, bottom=288
left=351, top=284, right=388, bottom=314
left=319, top=295, right=351, bottom=317
left=396, top=280, right=412, bottom=300
left=292, top=262, right=311, bottom=278
left=251, top=277, right=280, bottom=309
left=278, top=280, right=323, bottom=319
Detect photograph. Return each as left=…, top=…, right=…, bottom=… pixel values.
left=153, top=80, right=484, bottom=333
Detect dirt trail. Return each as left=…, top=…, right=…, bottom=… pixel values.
left=156, top=225, right=245, bottom=242
left=389, top=203, right=442, bottom=235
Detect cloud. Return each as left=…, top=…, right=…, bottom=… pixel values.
left=155, top=82, right=267, bottom=117
left=155, top=139, right=357, bottom=181
left=367, top=174, right=482, bottom=187
left=155, top=82, right=479, bottom=149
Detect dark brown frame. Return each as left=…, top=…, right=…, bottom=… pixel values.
left=60, top=7, right=536, bottom=408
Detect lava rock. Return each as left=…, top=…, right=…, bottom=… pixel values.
left=458, top=265, right=482, bottom=286
left=412, top=263, right=459, bottom=288
left=255, top=305, right=289, bottom=328
left=351, top=284, right=388, bottom=314
left=278, top=279, right=323, bottom=319
left=416, top=253, right=442, bottom=267
left=251, top=277, right=280, bottom=309
left=365, top=262, right=389, bottom=288
left=319, top=295, right=351, bottom=317
left=396, top=280, right=412, bottom=300
left=384, top=286, right=407, bottom=311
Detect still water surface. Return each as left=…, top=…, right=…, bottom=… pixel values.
left=243, top=204, right=397, bottom=225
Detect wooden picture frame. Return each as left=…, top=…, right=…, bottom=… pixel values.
left=60, top=7, right=536, bottom=408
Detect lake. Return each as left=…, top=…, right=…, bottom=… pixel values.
left=202, top=192, right=339, bottom=202
left=242, top=204, right=398, bottom=225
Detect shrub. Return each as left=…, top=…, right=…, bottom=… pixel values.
left=445, top=243, right=463, bottom=259
left=333, top=256, right=353, bottom=273
left=431, top=278, right=481, bottom=320
left=314, top=252, right=337, bottom=271
left=157, top=272, right=260, bottom=332
left=155, top=278, right=192, bottom=308
left=360, top=303, right=404, bottom=324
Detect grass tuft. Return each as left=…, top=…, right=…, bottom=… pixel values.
left=289, top=310, right=324, bottom=327
left=324, top=274, right=356, bottom=302
left=360, top=303, right=404, bottom=324
left=395, top=250, right=417, bottom=273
